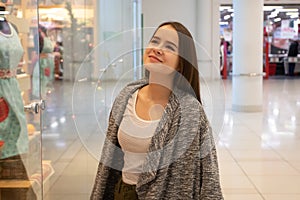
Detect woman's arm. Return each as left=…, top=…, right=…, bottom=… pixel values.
left=199, top=118, right=224, bottom=199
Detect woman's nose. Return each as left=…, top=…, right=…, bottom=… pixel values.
left=153, top=47, right=163, bottom=55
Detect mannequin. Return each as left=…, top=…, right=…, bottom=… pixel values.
left=0, top=4, right=39, bottom=200
left=0, top=11, right=11, bottom=35
left=0, top=0, right=28, bottom=172
left=32, top=24, right=54, bottom=99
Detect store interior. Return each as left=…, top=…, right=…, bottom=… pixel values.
left=219, top=4, right=300, bottom=77
left=5, top=1, right=300, bottom=82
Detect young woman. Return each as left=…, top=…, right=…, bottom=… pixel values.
left=91, top=21, right=223, bottom=200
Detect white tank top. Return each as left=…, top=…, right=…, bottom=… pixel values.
left=118, top=90, right=160, bottom=185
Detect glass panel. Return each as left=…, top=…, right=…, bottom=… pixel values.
left=0, top=0, right=42, bottom=199
left=39, top=0, right=141, bottom=199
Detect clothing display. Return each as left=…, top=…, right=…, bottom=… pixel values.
left=32, top=36, right=54, bottom=98
left=0, top=22, right=28, bottom=159
left=91, top=78, right=223, bottom=200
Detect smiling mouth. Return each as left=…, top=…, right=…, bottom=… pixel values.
left=149, top=55, right=162, bottom=63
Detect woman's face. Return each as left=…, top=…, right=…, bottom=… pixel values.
left=143, top=25, right=179, bottom=74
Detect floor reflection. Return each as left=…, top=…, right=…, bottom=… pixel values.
left=35, top=77, right=300, bottom=200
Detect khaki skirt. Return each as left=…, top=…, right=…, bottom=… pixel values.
left=114, top=178, right=138, bottom=200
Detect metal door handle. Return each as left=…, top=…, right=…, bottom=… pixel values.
left=24, top=100, right=46, bottom=114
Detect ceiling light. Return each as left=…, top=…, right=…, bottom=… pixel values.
left=268, top=13, right=278, bottom=18
left=219, top=21, right=229, bottom=25
left=276, top=8, right=299, bottom=12
left=286, top=12, right=299, bottom=15
left=274, top=17, right=281, bottom=22
left=290, top=15, right=299, bottom=19
left=224, top=15, right=231, bottom=20
left=263, top=6, right=283, bottom=11
left=219, top=6, right=231, bottom=11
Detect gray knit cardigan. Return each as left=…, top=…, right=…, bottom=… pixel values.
left=90, top=78, right=224, bottom=200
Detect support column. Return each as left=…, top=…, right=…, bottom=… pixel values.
left=92, top=0, right=102, bottom=81
left=196, top=0, right=220, bottom=80
left=94, top=0, right=102, bottom=46
left=232, top=0, right=263, bottom=112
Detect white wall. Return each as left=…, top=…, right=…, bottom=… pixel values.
left=196, top=0, right=221, bottom=80
left=142, top=0, right=197, bottom=39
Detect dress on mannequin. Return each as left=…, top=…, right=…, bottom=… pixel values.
left=32, top=27, right=54, bottom=99
left=0, top=12, right=28, bottom=159
left=0, top=5, right=39, bottom=200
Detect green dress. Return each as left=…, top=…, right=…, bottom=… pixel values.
left=0, top=23, right=28, bottom=159
left=32, top=36, right=54, bottom=99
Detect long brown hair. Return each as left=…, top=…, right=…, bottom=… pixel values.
left=155, top=21, right=201, bottom=103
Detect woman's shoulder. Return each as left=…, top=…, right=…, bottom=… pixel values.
left=126, top=78, right=148, bottom=88
left=169, top=89, right=207, bottom=123
left=116, top=78, right=147, bottom=97
left=112, top=78, right=148, bottom=107
left=172, top=89, right=201, bottom=109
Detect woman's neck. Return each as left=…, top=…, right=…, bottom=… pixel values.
left=147, top=71, right=175, bottom=101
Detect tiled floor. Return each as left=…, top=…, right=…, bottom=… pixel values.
left=39, top=76, right=300, bottom=199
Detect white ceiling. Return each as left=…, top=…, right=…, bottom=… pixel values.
left=220, top=0, right=299, bottom=4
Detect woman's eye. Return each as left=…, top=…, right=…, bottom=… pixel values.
left=150, top=39, right=159, bottom=44
left=165, top=45, right=175, bottom=52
